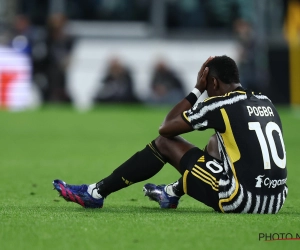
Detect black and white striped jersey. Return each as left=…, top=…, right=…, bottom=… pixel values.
left=182, top=88, right=287, bottom=213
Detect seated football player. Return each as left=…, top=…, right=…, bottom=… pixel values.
left=53, top=55, right=287, bottom=213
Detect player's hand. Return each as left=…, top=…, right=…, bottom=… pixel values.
left=195, top=56, right=214, bottom=93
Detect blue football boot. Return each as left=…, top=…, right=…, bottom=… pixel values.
left=53, top=179, right=104, bottom=208
left=143, top=183, right=179, bottom=208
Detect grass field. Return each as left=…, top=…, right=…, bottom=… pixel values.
left=1, top=104, right=300, bottom=250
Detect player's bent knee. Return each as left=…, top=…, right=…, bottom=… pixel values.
left=155, top=135, right=196, bottom=158
left=154, top=135, right=172, bottom=153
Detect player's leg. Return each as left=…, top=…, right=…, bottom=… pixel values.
left=53, top=134, right=220, bottom=208
left=53, top=135, right=195, bottom=208
left=140, top=136, right=196, bottom=208
left=143, top=134, right=222, bottom=209
left=144, top=135, right=222, bottom=210
left=94, top=135, right=196, bottom=197
left=155, top=134, right=221, bottom=172
left=154, top=135, right=197, bottom=173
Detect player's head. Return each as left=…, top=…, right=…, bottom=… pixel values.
left=205, top=55, right=241, bottom=96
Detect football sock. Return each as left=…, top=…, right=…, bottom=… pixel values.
left=96, top=140, right=166, bottom=197
left=87, top=183, right=102, bottom=199
left=164, top=184, right=178, bottom=197
left=170, top=179, right=185, bottom=197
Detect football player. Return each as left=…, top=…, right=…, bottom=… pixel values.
left=53, top=55, right=287, bottom=213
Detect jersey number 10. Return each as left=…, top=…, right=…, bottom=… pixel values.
left=248, top=122, right=286, bottom=170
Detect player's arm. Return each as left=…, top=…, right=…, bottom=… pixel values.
left=159, top=57, right=212, bottom=138
left=159, top=99, right=194, bottom=138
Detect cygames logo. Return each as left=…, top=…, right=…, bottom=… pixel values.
left=255, top=175, right=287, bottom=188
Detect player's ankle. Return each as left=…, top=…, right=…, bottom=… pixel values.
left=87, top=183, right=102, bottom=199
left=169, top=180, right=185, bottom=197
left=164, top=183, right=179, bottom=197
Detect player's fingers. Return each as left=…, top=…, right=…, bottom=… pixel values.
left=196, top=66, right=209, bottom=92
left=204, top=56, right=213, bottom=65
left=199, top=57, right=210, bottom=73
left=199, top=67, right=209, bottom=91
left=200, top=56, right=214, bottom=75
left=202, top=67, right=209, bottom=77
left=203, top=56, right=214, bottom=69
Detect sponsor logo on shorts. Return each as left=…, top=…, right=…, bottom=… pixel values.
left=255, top=175, right=287, bottom=188
left=255, top=175, right=265, bottom=187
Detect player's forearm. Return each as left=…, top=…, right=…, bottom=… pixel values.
left=161, top=87, right=201, bottom=124
left=159, top=91, right=199, bottom=137
left=161, top=99, right=192, bottom=126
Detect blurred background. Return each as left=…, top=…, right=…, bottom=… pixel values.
left=0, top=0, right=299, bottom=111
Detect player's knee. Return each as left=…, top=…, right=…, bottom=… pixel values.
left=154, top=136, right=169, bottom=154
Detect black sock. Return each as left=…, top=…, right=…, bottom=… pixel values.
left=96, top=140, right=166, bottom=197
left=172, top=178, right=185, bottom=197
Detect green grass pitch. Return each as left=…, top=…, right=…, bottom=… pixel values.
left=1, top=105, right=300, bottom=250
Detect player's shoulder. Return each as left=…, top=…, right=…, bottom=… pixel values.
left=202, top=89, right=272, bottom=105
left=202, top=88, right=247, bottom=105
left=250, top=91, right=272, bottom=102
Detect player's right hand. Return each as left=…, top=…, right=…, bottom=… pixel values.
left=195, top=56, right=214, bottom=93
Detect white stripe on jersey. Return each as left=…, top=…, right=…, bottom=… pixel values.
left=282, top=186, right=288, bottom=204
left=218, top=155, right=231, bottom=183
left=217, top=132, right=238, bottom=200
left=242, top=191, right=252, bottom=213
left=253, top=94, right=271, bottom=102
left=260, top=196, right=268, bottom=214
left=222, top=185, right=244, bottom=212
left=219, top=178, right=230, bottom=186
left=275, top=193, right=281, bottom=214
left=216, top=132, right=229, bottom=173
left=268, top=195, right=275, bottom=214
left=218, top=154, right=235, bottom=199
left=195, top=120, right=208, bottom=129
left=217, top=132, right=239, bottom=200
left=253, top=195, right=261, bottom=213
left=219, top=176, right=235, bottom=199
left=189, top=94, right=247, bottom=129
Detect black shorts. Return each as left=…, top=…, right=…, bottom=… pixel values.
left=180, top=147, right=224, bottom=212
left=179, top=147, right=288, bottom=213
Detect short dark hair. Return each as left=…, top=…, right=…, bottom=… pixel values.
left=206, top=55, right=240, bottom=84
